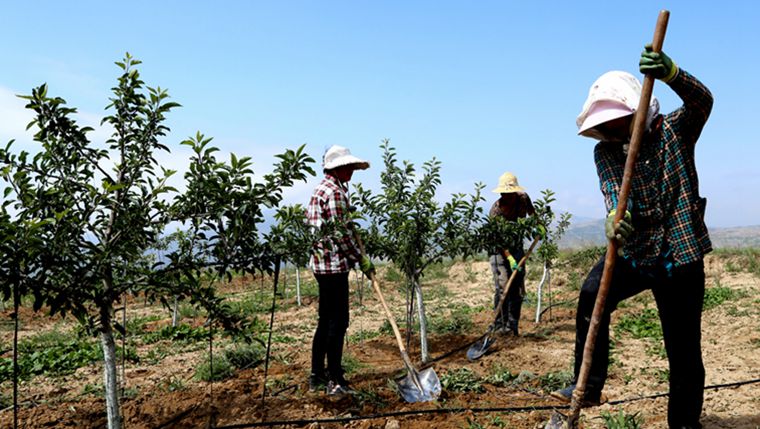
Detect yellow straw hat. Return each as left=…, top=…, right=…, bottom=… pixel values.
left=492, top=172, right=525, bottom=194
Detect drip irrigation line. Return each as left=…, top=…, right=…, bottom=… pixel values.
left=423, top=333, right=487, bottom=366
left=539, top=297, right=578, bottom=317
left=205, top=377, right=760, bottom=429
left=606, top=377, right=760, bottom=405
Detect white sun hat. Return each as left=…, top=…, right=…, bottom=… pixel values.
left=323, top=145, right=370, bottom=171
left=576, top=70, right=660, bottom=139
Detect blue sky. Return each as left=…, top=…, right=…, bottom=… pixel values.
left=1, top=1, right=758, bottom=227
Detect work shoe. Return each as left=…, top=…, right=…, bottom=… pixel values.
left=550, top=384, right=607, bottom=406
left=308, top=373, right=327, bottom=392
left=326, top=380, right=353, bottom=396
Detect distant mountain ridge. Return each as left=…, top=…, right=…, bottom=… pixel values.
left=559, top=218, right=760, bottom=249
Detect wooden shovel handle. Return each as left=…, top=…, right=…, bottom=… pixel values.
left=492, top=236, right=541, bottom=323
left=353, top=232, right=415, bottom=362
left=571, top=9, right=670, bottom=417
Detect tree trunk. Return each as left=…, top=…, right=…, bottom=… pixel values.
left=295, top=267, right=301, bottom=306
left=172, top=296, right=179, bottom=327
left=12, top=283, right=19, bottom=429
left=413, top=279, right=430, bottom=363
left=100, top=305, right=122, bottom=429
left=535, top=261, right=549, bottom=323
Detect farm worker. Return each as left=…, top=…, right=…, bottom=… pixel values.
left=552, top=45, right=712, bottom=429
left=306, top=145, right=375, bottom=396
left=488, top=172, right=538, bottom=336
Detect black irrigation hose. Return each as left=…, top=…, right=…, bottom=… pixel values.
left=207, top=377, right=760, bottom=429
left=423, top=332, right=487, bottom=367
left=606, top=377, right=760, bottom=405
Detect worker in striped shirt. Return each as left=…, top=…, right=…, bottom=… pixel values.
left=553, top=45, right=713, bottom=429
left=306, top=145, right=374, bottom=396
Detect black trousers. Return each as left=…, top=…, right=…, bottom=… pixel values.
left=574, top=256, right=705, bottom=429
left=311, top=272, right=350, bottom=382
left=489, top=247, right=526, bottom=333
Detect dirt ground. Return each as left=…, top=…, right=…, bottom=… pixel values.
left=1, top=253, right=759, bottom=429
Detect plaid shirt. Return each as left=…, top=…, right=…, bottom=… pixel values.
left=306, top=174, right=362, bottom=274
left=594, top=69, right=713, bottom=268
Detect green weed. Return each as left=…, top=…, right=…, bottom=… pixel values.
left=158, top=375, right=186, bottom=392
left=537, top=370, right=574, bottom=392
left=81, top=383, right=104, bottom=397
left=224, top=343, right=264, bottom=370
left=179, top=303, right=204, bottom=319
left=341, top=353, right=367, bottom=375
left=703, top=284, right=746, bottom=311
left=194, top=356, right=234, bottom=382
left=352, top=388, right=388, bottom=409
left=464, top=417, right=486, bottom=429
left=427, top=304, right=474, bottom=335
left=440, top=367, right=484, bottom=393
left=599, top=409, right=643, bottom=429
left=652, top=368, right=669, bottom=384
left=486, top=364, right=518, bottom=386
left=348, top=329, right=381, bottom=343
left=0, top=330, right=102, bottom=382
left=615, top=308, right=662, bottom=341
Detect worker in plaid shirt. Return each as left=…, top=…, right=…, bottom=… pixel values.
left=306, top=145, right=374, bottom=396
left=552, top=45, right=712, bottom=429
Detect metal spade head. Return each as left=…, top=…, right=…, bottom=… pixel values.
left=466, top=335, right=496, bottom=361
left=544, top=411, right=571, bottom=429
left=395, top=367, right=441, bottom=403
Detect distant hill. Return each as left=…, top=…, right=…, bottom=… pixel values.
left=558, top=218, right=760, bottom=249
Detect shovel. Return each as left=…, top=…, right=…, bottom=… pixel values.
left=545, top=10, right=670, bottom=429
left=467, top=236, right=541, bottom=361
left=354, top=234, right=441, bottom=402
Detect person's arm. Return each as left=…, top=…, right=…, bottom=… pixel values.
left=593, top=143, right=623, bottom=213
left=664, top=69, right=713, bottom=145
left=324, top=188, right=362, bottom=264
left=640, top=45, right=713, bottom=145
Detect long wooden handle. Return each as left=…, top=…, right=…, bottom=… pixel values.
left=571, top=9, right=670, bottom=417
left=353, top=232, right=413, bottom=358
left=492, top=236, right=541, bottom=323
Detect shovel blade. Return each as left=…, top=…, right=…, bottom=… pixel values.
left=466, top=335, right=496, bottom=361
left=544, top=411, right=571, bottom=429
left=396, top=367, right=441, bottom=403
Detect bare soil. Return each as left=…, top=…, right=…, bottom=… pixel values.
left=1, top=253, right=758, bottom=429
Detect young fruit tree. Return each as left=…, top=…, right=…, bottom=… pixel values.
left=0, top=181, right=53, bottom=428
left=166, top=133, right=315, bottom=402
left=352, top=141, right=485, bottom=363
left=0, top=54, right=180, bottom=429
left=531, top=191, right=571, bottom=322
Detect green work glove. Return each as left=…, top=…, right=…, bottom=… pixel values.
left=639, top=43, right=678, bottom=82
left=506, top=254, right=521, bottom=272
left=533, top=224, right=547, bottom=240
left=605, top=210, right=634, bottom=255
left=359, top=256, right=375, bottom=276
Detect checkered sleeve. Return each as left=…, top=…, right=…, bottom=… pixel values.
left=324, top=187, right=362, bottom=265
left=594, top=143, right=623, bottom=212
left=664, top=69, right=713, bottom=146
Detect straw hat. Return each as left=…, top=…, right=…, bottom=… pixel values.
left=323, top=145, right=370, bottom=171
left=492, top=172, right=525, bottom=194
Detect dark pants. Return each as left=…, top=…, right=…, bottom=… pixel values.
left=490, top=248, right=526, bottom=333
left=574, top=256, right=705, bottom=429
left=311, top=272, right=350, bottom=382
